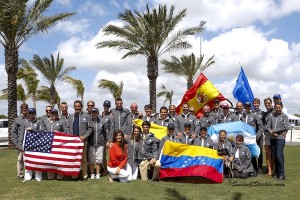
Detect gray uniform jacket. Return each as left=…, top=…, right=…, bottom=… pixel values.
left=141, top=114, right=157, bottom=123
left=67, top=112, right=93, bottom=139
left=137, top=132, right=159, bottom=161
left=40, top=115, right=50, bottom=130
left=44, top=119, right=66, bottom=132
left=209, top=108, right=223, bottom=124
left=214, top=140, right=232, bottom=154
left=59, top=114, right=70, bottom=129
left=267, top=112, right=289, bottom=140
left=193, top=136, right=214, bottom=149
left=11, top=115, right=27, bottom=148
left=154, top=116, right=175, bottom=127
left=263, top=108, right=274, bottom=135
left=110, top=107, right=130, bottom=133
left=241, top=112, right=263, bottom=140
left=102, top=111, right=113, bottom=142
left=196, top=115, right=215, bottom=133
left=158, top=134, right=177, bottom=159
left=126, top=136, right=139, bottom=164
left=218, top=112, right=234, bottom=123
left=124, top=112, right=140, bottom=134
left=177, top=133, right=194, bottom=145
left=231, top=145, right=254, bottom=173
left=19, top=118, right=42, bottom=150
left=88, top=117, right=106, bottom=146
left=175, top=113, right=197, bottom=133
left=231, top=112, right=243, bottom=122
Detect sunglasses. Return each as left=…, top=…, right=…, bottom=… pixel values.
left=87, top=105, right=94, bottom=107
left=46, top=110, right=52, bottom=112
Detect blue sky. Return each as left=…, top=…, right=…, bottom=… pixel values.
left=1, top=0, right=300, bottom=116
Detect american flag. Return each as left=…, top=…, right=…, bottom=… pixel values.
left=23, top=131, right=84, bottom=176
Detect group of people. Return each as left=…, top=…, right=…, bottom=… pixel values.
left=11, top=94, right=289, bottom=182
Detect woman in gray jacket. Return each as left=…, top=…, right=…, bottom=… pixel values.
left=267, top=101, right=288, bottom=180
left=125, top=126, right=141, bottom=180
left=230, top=135, right=254, bottom=179
left=88, top=108, right=106, bottom=180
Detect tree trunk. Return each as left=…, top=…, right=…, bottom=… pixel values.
left=5, top=45, right=19, bottom=148
left=50, top=84, right=56, bottom=106
left=187, top=78, right=193, bottom=90
left=32, top=93, right=37, bottom=109
left=147, top=56, right=158, bottom=113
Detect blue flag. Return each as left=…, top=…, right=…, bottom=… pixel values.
left=232, top=67, right=254, bottom=104
left=207, top=121, right=260, bottom=158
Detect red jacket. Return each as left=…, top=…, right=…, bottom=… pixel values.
left=108, top=143, right=128, bottom=169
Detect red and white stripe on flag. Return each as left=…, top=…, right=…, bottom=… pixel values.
left=24, top=132, right=84, bottom=176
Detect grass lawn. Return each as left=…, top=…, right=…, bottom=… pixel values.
left=0, top=146, right=299, bottom=200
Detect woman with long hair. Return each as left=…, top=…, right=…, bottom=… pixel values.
left=126, top=126, right=142, bottom=180
left=107, top=130, right=129, bottom=182
left=263, top=98, right=274, bottom=176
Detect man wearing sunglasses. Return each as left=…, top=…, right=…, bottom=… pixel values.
left=40, top=105, right=53, bottom=130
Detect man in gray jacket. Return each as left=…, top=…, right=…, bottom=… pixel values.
left=110, top=97, right=130, bottom=134
left=175, top=102, right=197, bottom=135
left=40, top=105, right=53, bottom=130
left=138, top=121, right=159, bottom=181
left=11, top=103, right=28, bottom=179
left=67, top=100, right=93, bottom=180
left=240, top=102, right=263, bottom=176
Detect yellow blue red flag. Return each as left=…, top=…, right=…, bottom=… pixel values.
left=159, top=141, right=224, bottom=183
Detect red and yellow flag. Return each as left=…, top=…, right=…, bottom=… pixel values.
left=176, top=73, right=225, bottom=118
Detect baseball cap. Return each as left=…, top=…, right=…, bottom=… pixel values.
left=28, top=108, right=36, bottom=114
left=214, top=99, right=220, bottom=103
left=167, top=123, right=175, bottom=129
left=222, top=103, right=230, bottom=109
left=184, top=122, right=192, bottom=127
left=103, top=100, right=111, bottom=107
left=51, top=109, right=58, bottom=114
left=92, top=107, right=99, bottom=113
left=273, top=94, right=281, bottom=99
left=200, top=126, right=207, bottom=131
left=244, top=102, right=251, bottom=107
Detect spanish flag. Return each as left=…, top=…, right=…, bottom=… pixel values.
left=159, top=141, right=224, bottom=183
left=176, top=73, right=225, bottom=118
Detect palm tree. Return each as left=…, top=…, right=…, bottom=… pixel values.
left=0, top=84, right=28, bottom=104
left=96, top=4, right=201, bottom=112
left=18, top=59, right=39, bottom=109
left=161, top=53, right=215, bottom=89
left=36, top=86, right=61, bottom=108
left=63, top=76, right=85, bottom=103
left=30, top=53, right=76, bottom=106
left=0, top=0, right=74, bottom=147
left=157, top=84, right=173, bottom=107
left=98, top=79, right=123, bottom=99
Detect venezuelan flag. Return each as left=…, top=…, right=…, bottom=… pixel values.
left=176, top=73, right=225, bottom=118
left=160, top=141, right=224, bottom=183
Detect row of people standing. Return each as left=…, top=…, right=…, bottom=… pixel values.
left=11, top=94, right=288, bottom=182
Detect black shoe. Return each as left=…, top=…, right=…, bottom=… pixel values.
left=250, top=171, right=257, bottom=177
left=278, top=176, right=285, bottom=180
left=272, top=174, right=278, bottom=179
left=257, top=168, right=263, bottom=174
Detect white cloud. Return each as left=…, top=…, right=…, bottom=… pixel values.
left=52, top=19, right=91, bottom=36
left=78, top=1, right=107, bottom=17
left=153, top=0, right=300, bottom=31
left=56, top=0, right=72, bottom=6
left=53, top=21, right=300, bottom=114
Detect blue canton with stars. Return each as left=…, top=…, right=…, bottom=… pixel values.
left=24, top=131, right=54, bottom=153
